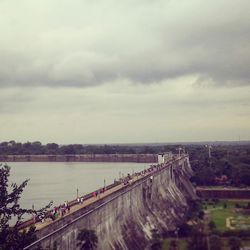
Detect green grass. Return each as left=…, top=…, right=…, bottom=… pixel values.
left=210, top=209, right=232, bottom=231
left=162, top=237, right=250, bottom=250
left=203, top=200, right=249, bottom=231
left=162, top=239, right=188, bottom=250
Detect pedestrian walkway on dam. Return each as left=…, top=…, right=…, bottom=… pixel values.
left=33, top=168, right=153, bottom=231
left=21, top=155, right=184, bottom=232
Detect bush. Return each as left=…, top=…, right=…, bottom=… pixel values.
left=209, top=235, right=222, bottom=250
left=198, top=211, right=205, bottom=220
left=235, top=203, right=241, bottom=208
left=211, top=229, right=221, bottom=236
left=222, top=229, right=250, bottom=238
left=247, top=202, right=250, bottom=209
left=208, top=221, right=216, bottom=231
left=228, top=236, right=241, bottom=250
left=178, top=223, right=193, bottom=237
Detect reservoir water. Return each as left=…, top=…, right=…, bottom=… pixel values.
left=7, top=162, right=148, bottom=212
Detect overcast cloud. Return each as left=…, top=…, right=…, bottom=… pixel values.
left=0, top=0, right=250, bottom=143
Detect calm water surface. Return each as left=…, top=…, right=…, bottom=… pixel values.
left=8, top=162, right=148, bottom=211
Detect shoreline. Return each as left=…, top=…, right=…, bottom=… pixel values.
left=0, top=154, right=158, bottom=163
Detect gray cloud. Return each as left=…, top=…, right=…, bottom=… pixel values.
left=0, top=88, right=35, bottom=113
left=1, top=81, right=249, bottom=143
left=0, top=0, right=250, bottom=88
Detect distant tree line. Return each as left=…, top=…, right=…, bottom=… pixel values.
left=0, top=141, right=178, bottom=155
left=1, top=141, right=250, bottom=186
left=189, top=144, right=250, bottom=186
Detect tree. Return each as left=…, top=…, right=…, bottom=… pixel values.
left=209, top=235, right=222, bottom=250
left=188, top=226, right=207, bottom=250
left=198, top=210, right=205, bottom=220
left=178, top=223, right=192, bottom=237
left=169, top=239, right=178, bottom=250
left=228, top=236, right=241, bottom=250
left=150, top=229, right=162, bottom=250
left=0, top=164, right=52, bottom=249
left=208, top=221, right=216, bottom=231
left=77, top=229, right=98, bottom=250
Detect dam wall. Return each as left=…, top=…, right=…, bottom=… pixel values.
left=0, top=154, right=157, bottom=163
left=25, top=155, right=196, bottom=250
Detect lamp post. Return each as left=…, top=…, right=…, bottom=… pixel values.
left=205, top=145, right=212, bottom=167
left=177, top=147, right=182, bottom=157
left=175, top=227, right=179, bottom=242
left=32, top=204, right=35, bottom=224
left=205, top=145, right=212, bottom=158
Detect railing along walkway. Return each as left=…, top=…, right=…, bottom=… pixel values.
left=21, top=155, right=186, bottom=232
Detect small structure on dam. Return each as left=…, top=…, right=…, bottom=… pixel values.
left=24, top=154, right=196, bottom=250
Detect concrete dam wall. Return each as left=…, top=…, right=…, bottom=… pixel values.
left=25, top=155, right=196, bottom=250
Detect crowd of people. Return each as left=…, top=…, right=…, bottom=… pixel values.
left=36, top=201, right=71, bottom=223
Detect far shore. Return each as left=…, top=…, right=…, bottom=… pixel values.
left=0, top=154, right=158, bottom=163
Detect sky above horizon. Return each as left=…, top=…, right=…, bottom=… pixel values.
left=1, top=0, right=250, bottom=144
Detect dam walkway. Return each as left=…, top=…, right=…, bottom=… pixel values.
left=21, top=155, right=185, bottom=232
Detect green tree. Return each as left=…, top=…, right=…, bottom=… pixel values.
left=188, top=226, right=207, bottom=250
left=178, top=223, right=192, bottom=237
left=77, top=229, right=98, bottom=250
left=228, top=236, right=241, bottom=250
left=208, top=221, right=216, bottom=231
left=209, top=235, right=222, bottom=250
left=0, top=164, right=52, bottom=250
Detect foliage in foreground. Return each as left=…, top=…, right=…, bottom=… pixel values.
left=0, top=164, right=52, bottom=250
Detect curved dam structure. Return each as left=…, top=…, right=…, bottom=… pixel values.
left=25, top=154, right=196, bottom=250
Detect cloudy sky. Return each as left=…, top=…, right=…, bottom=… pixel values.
left=0, top=0, right=250, bottom=144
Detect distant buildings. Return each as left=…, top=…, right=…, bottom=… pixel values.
left=158, top=152, right=173, bottom=164
left=214, top=175, right=229, bottom=185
